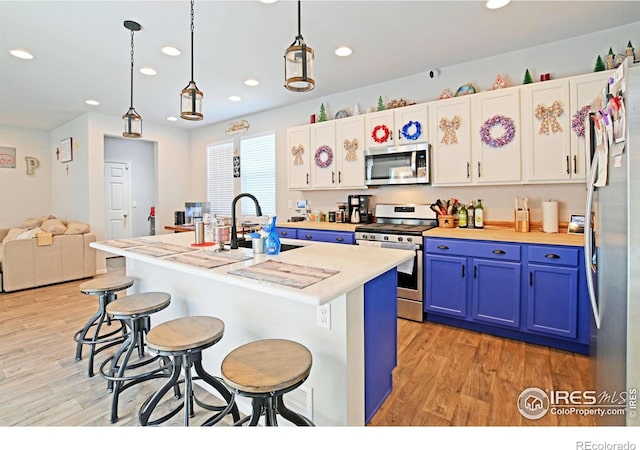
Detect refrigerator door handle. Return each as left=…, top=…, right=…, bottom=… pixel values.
left=585, top=153, right=601, bottom=329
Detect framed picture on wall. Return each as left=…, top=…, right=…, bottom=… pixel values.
left=59, top=137, right=73, bottom=163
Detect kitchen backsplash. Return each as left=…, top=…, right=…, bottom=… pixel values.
left=286, top=183, right=586, bottom=224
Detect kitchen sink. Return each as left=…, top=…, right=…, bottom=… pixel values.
left=234, top=239, right=302, bottom=252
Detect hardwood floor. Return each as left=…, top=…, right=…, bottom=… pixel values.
left=0, top=257, right=595, bottom=427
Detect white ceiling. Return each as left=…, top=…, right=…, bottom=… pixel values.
left=1, top=0, right=640, bottom=132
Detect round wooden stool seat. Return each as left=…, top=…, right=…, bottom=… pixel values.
left=79, top=276, right=134, bottom=295
left=220, top=339, right=314, bottom=427
left=221, top=339, right=312, bottom=394
left=106, top=291, right=171, bottom=318
left=146, top=316, right=224, bottom=354
left=100, top=291, right=172, bottom=423
left=74, top=276, right=134, bottom=378
left=139, top=316, right=239, bottom=426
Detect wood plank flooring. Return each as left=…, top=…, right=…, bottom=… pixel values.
left=0, top=257, right=595, bottom=426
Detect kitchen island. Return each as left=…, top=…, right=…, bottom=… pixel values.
left=91, top=232, right=413, bottom=426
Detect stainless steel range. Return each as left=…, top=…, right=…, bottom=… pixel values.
left=355, top=204, right=437, bottom=322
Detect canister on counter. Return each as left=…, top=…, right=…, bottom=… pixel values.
left=335, top=210, right=345, bottom=223
left=328, top=211, right=336, bottom=222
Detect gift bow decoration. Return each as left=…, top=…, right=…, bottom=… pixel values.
left=343, top=138, right=359, bottom=161
left=535, top=100, right=564, bottom=135
left=291, top=144, right=304, bottom=165
left=439, top=115, right=461, bottom=145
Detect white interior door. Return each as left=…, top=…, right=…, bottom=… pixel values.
left=104, top=161, right=131, bottom=240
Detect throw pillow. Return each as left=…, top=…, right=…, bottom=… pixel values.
left=64, top=222, right=90, bottom=235
left=16, top=227, right=44, bottom=240
left=2, top=228, right=26, bottom=242
left=40, top=219, right=67, bottom=235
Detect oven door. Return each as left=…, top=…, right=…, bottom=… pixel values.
left=378, top=242, right=424, bottom=321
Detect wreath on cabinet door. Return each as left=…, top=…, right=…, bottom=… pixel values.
left=480, top=115, right=516, bottom=148
left=571, top=105, right=591, bottom=138
left=291, top=144, right=304, bottom=165
left=314, top=145, right=334, bottom=168
left=535, top=100, right=564, bottom=135
left=371, top=124, right=391, bottom=144
left=401, top=121, right=422, bottom=140
left=439, top=115, right=461, bottom=145
left=343, top=138, right=359, bottom=161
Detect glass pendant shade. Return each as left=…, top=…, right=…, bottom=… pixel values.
left=180, top=81, right=203, bottom=120
left=123, top=107, right=142, bottom=138
left=284, top=41, right=315, bottom=92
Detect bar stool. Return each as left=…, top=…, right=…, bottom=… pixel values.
left=74, top=276, right=134, bottom=377
left=99, top=291, right=172, bottom=423
left=138, top=316, right=240, bottom=426
left=221, top=338, right=315, bottom=426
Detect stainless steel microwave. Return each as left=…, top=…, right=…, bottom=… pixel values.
left=364, top=143, right=430, bottom=186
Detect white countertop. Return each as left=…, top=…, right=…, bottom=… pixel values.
left=91, top=232, right=413, bottom=306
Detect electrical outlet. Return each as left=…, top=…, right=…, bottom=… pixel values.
left=317, top=303, right=331, bottom=329
left=288, top=200, right=293, bottom=209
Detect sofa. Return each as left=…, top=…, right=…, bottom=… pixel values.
left=0, top=216, right=96, bottom=292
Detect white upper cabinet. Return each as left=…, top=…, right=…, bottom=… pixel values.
left=429, top=96, right=473, bottom=185
left=334, top=115, right=367, bottom=189
left=287, top=125, right=311, bottom=189
left=471, top=87, right=522, bottom=184
left=365, top=103, right=429, bottom=149
left=521, top=78, right=572, bottom=182
left=365, top=110, right=395, bottom=148
left=309, top=121, right=337, bottom=189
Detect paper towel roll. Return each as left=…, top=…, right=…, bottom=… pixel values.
left=543, top=200, right=559, bottom=233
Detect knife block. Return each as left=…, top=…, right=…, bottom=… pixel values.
left=514, top=210, right=530, bottom=233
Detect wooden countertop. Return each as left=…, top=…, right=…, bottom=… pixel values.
left=424, top=226, right=585, bottom=246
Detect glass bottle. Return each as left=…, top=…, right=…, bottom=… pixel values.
left=467, top=201, right=475, bottom=229
left=475, top=199, right=484, bottom=229
left=458, top=203, right=468, bottom=228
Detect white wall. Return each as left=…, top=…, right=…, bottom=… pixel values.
left=0, top=125, right=51, bottom=227
left=190, top=22, right=639, bottom=224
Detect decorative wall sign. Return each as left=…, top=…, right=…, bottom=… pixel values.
left=0, top=146, right=17, bottom=169
left=25, top=156, right=40, bottom=175
left=535, top=100, right=564, bottom=135
left=439, top=116, right=461, bottom=145
left=480, top=115, right=516, bottom=148
left=59, top=137, right=73, bottom=162
left=343, top=138, right=359, bottom=161
left=225, top=120, right=250, bottom=136
left=233, top=156, right=240, bottom=177
left=291, top=144, right=304, bottom=165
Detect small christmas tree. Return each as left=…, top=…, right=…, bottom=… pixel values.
left=377, top=96, right=385, bottom=111
left=523, top=69, right=533, bottom=84
left=594, top=55, right=605, bottom=72
left=319, top=103, right=327, bottom=122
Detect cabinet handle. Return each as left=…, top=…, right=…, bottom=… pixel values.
left=566, top=155, right=570, bottom=174
left=477, top=162, right=481, bottom=178
left=529, top=272, right=533, bottom=286
left=437, top=245, right=449, bottom=250
left=338, top=171, right=342, bottom=183
left=473, top=265, right=477, bottom=279
left=306, top=173, right=310, bottom=184
left=462, top=265, right=465, bottom=278
left=492, top=249, right=506, bottom=255
left=466, top=162, right=470, bottom=179
left=545, top=253, right=561, bottom=259
left=336, top=237, right=344, bottom=242
left=573, top=155, right=577, bottom=174
left=332, top=171, right=335, bottom=184
left=280, top=231, right=288, bottom=236
left=304, top=234, right=313, bottom=239
left=398, top=129, right=401, bottom=140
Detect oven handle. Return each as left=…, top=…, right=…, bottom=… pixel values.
left=356, top=240, right=420, bottom=251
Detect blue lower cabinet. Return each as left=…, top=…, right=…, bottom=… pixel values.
left=276, top=227, right=297, bottom=239
left=424, top=254, right=467, bottom=318
left=277, top=227, right=354, bottom=245
left=472, top=259, right=521, bottom=328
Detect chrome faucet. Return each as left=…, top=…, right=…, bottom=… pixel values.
left=230, top=193, right=263, bottom=249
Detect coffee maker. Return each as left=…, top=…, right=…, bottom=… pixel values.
left=347, top=195, right=373, bottom=224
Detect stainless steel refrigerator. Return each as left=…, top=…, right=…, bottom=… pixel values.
left=585, top=59, right=640, bottom=426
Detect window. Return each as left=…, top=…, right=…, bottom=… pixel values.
left=206, top=140, right=234, bottom=216
left=240, top=132, right=276, bottom=216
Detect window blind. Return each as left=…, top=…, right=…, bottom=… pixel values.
left=206, top=140, right=234, bottom=216
left=240, top=132, right=276, bottom=216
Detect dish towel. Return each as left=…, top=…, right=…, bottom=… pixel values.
left=380, top=242, right=416, bottom=275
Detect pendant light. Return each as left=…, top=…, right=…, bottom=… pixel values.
left=180, top=0, right=203, bottom=120
left=122, top=20, right=142, bottom=138
left=284, top=1, right=315, bottom=92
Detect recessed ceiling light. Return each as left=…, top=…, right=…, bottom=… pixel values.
left=140, top=67, right=157, bottom=76
left=228, top=96, right=242, bottom=102
left=244, top=78, right=260, bottom=87
left=9, top=49, right=34, bottom=59
left=166, top=116, right=178, bottom=122
left=161, top=46, right=181, bottom=56
left=335, top=46, right=352, bottom=57
left=486, top=0, right=510, bottom=9
left=85, top=99, right=100, bottom=106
